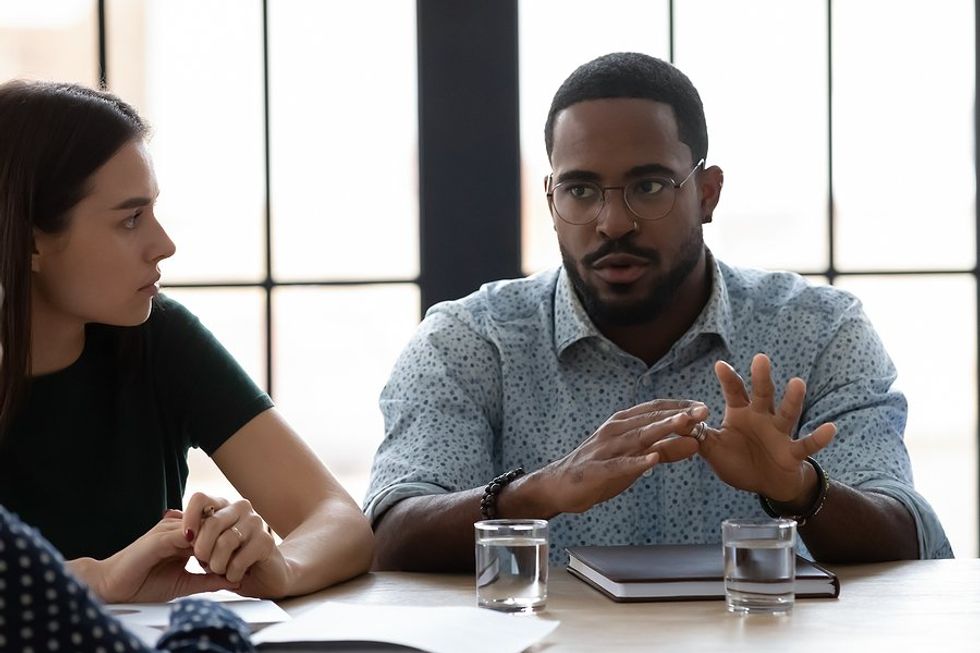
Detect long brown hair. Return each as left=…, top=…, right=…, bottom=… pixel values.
left=0, top=80, right=148, bottom=435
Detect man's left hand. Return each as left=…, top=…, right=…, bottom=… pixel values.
left=698, top=353, right=836, bottom=503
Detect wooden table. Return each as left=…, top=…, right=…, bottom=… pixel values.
left=277, top=559, right=980, bottom=651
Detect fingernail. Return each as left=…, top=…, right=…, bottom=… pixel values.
left=184, top=529, right=194, bottom=542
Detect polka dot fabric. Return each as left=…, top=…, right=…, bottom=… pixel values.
left=366, top=255, right=953, bottom=562
left=0, top=506, right=255, bottom=652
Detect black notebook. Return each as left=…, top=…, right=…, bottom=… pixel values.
left=566, top=543, right=840, bottom=602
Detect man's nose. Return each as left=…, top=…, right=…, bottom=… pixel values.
left=595, top=188, right=636, bottom=240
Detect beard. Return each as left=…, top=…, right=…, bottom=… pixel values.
left=561, top=224, right=705, bottom=328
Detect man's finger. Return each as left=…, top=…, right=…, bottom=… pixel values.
left=773, top=377, right=807, bottom=434
left=714, top=360, right=750, bottom=408
left=611, top=398, right=703, bottom=421
left=789, top=423, right=837, bottom=459
left=612, top=403, right=708, bottom=438
left=633, top=408, right=707, bottom=448
left=613, top=451, right=660, bottom=480
left=749, top=353, right=776, bottom=414
left=650, top=435, right=700, bottom=463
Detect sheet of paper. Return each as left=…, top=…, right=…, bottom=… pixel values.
left=106, top=592, right=290, bottom=629
left=251, top=601, right=559, bottom=653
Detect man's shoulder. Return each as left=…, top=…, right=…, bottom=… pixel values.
left=425, top=269, right=560, bottom=332
left=719, top=260, right=860, bottom=321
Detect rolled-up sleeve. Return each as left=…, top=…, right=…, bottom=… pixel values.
left=364, top=305, right=503, bottom=524
left=800, top=300, right=953, bottom=559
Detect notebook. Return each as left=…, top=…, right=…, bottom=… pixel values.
left=566, top=543, right=839, bottom=602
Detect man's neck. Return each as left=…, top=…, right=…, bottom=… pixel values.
left=30, top=290, right=86, bottom=376
left=597, top=256, right=713, bottom=367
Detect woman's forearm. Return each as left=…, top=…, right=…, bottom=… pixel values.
left=276, top=498, right=374, bottom=596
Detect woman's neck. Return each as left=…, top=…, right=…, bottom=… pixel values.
left=30, top=290, right=86, bottom=376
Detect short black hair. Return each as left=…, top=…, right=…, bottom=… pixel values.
left=544, top=52, right=708, bottom=164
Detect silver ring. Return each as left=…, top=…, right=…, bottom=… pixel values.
left=230, top=525, right=245, bottom=543
left=692, top=421, right=707, bottom=443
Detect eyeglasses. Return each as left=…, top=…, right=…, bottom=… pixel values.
left=546, top=159, right=705, bottom=225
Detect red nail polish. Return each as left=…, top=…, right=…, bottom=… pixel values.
left=185, top=529, right=194, bottom=542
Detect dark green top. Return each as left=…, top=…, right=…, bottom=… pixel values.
left=0, top=295, right=274, bottom=560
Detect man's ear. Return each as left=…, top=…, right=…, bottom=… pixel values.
left=699, top=165, right=724, bottom=224
left=544, top=174, right=560, bottom=232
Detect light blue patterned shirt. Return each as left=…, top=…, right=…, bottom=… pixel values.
left=365, top=257, right=953, bottom=562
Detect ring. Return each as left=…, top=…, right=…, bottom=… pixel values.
left=203, top=505, right=217, bottom=519
left=692, top=421, right=707, bottom=443
left=230, top=526, right=245, bottom=543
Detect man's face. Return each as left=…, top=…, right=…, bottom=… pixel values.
left=548, top=98, right=720, bottom=327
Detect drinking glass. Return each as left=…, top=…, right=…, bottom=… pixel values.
left=722, top=518, right=796, bottom=614
left=474, top=519, right=548, bottom=613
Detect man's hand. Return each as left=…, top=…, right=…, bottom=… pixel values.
left=697, top=353, right=836, bottom=503
left=517, top=399, right=708, bottom=515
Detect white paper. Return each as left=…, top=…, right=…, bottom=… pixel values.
left=251, top=601, right=559, bottom=653
left=106, top=592, right=290, bottom=629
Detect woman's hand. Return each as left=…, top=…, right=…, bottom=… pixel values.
left=182, top=492, right=293, bottom=599
left=74, top=510, right=239, bottom=603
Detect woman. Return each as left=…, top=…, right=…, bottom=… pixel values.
left=0, top=80, right=374, bottom=601
left=0, top=284, right=254, bottom=652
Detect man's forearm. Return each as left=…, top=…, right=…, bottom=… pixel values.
left=373, top=475, right=557, bottom=572
left=797, top=482, right=918, bottom=562
left=373, top=490, right=485, bottom=571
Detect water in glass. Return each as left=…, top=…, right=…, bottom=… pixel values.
left=475, top=535, right=548, bottom=613
left=724, top=537, right=795, bottom=614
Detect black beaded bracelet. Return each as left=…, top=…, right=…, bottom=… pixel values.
left=758, top=456, right=830, bottom=527
left=479, top=467, right=525, bottom=519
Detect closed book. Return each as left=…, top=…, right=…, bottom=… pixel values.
left=566, top=543, right=840, bottom=602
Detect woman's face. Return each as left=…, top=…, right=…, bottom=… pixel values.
left=31, top=140, right=176, bottom=327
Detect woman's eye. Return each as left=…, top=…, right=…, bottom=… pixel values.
left=636, top=179, right=666, bottom=195
left=123, top=211, right=142, bottom=229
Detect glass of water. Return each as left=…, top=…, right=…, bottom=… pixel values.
left=722, top=518, right=796, bottom=615
left=474, top=519, right=548, bottom=613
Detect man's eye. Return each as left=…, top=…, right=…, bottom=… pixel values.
left=636, top=179, right=666, bottom=195
left=565, top=184, right=597, bottom=200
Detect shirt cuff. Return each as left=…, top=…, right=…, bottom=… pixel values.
left=363, top=482, right=450, bottom=526
left=854, top=478, right=954, bottom=559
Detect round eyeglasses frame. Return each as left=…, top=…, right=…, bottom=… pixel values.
left=545, top=158, right=705, bottom=225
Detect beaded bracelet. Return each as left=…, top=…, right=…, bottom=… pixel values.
left=758, top=456, right=830, bottom=527
left=479, top=467, right=525, bottom=519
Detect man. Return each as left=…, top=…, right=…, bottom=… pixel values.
left=365, top=52, right=952, bottom=570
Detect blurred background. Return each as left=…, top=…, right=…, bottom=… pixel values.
left=1, top=0, right=975, bottom=556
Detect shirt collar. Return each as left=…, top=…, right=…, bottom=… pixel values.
left=553, top=252, right=736, bottom=358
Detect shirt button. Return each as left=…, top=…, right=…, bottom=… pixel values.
left=640, top=376, right=653, bottom=386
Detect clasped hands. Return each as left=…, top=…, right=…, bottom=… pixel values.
left=533, top=353, right=836, bottom=516
left=78, top=493, right=290, bottom=604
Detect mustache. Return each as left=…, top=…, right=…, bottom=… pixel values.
left=582, top=238, right=661, bottom=267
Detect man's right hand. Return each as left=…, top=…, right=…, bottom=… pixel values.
left=506, top=399, right=708, bottom=516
